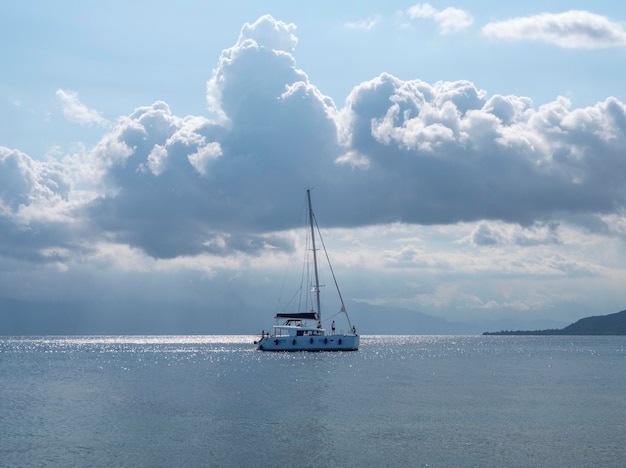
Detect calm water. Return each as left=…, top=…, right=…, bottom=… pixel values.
left=1, top=335, right=624, bottom=467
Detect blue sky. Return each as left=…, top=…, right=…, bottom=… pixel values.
left=1, top=1, right=626, bottom=334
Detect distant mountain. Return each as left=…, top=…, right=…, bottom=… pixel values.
left=346, top=301, right=566, bottom=335
left=483, top=310, right=626, bottom=336
left=349, top=300, right=483, bottom=335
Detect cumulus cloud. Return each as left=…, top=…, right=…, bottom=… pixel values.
left=0, top=146, right=82, bottom=265
left=84, top=15, right=341, bottom=258
left=0, top=147, right=71, bottom=218
left=482, top=10, right=626, bottom=48
left=407, top=3, right=473, bottom=34
left=3, top=14, right=626, bottom=267
left=56, top=89, right=108, bottom=126
left=338, top=73, right=626, bottom=228
left=206, top=15, right=302, bottom=119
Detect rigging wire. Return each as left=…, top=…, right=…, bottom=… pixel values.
left=311, top=211, right=355, bottom=332
left=274, top=196, right=308, bottom=316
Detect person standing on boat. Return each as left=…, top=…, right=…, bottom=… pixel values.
left=331, top=320, right=335, bottom=335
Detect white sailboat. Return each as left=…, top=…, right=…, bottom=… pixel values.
left=255, top=190, right=359, bottom=351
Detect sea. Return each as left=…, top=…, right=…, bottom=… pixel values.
left=1, top=335, right=624, bottom=468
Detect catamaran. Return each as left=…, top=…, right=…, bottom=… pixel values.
left=255, top=190, right=359, bottom=351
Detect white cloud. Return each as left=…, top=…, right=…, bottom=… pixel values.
left=0, top=147, right=71, bottom=217
left=482, top=10, right=626, bottom=48
left=207, top=15, right=303, bottom=120
left=188, top=142, right=222, bottom=176
left=407, top=3, right=473, bottom=34
left=238, top=14, right=297, bottom=54
left=0, top=146, right=85, bottom=269
left=56, top=89, right=108, bottom=126
left=345, top=16, right=382, bottom=31
left=146, top=144, right=168, bottom=176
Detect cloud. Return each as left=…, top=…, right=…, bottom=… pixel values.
left=338, top=73, right=626, bottom=229
left=56, top=89, right=108, bottom=126
left=84, top=15, right=341, bottom=259
left=407, top=3, right=473, bottom=34
left=0, top=147, right=71, bottom=219
left=482, top=10, right=626, bottom=48
left=3, top=14, right=626, bottom=269
left=462, top=222, right=561, bottom=247
left=0, top=146, right=84, bottom=265
left=345, top=16, right=382, bottom=31
left=207, top=15, right=301, bottom=120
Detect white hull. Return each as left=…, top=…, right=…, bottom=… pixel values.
left=257, top=334, right=359, bottom=352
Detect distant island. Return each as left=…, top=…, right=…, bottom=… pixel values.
left=483, top=310, right=626, bottom=335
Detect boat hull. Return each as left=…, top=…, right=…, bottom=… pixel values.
left=257, top=334, right=359, bottom=352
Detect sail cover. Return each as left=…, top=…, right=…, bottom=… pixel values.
left=275, top=312, right=318, bottom=320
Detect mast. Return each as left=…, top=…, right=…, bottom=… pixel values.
left=307, top=189, right=322, bottom=321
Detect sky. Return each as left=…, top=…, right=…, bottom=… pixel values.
left=1, top=1, right=626, bottom=334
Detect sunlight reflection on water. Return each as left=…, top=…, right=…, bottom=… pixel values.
left=1, top=335, right=625, bottom=467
